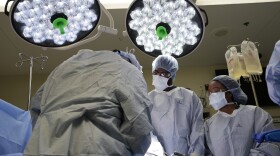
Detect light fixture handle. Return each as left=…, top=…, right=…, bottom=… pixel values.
left=4, top=0, right=14, bottom=16
left=199, top=8, right=208, bottom=27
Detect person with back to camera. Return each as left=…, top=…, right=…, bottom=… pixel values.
left=148, top=55, right=205, bottom=156
left=24, top=49, right=153, bottom=156
left=205, top=75, right=280, bottom=156
left=266, top=40, right=280, bottom=106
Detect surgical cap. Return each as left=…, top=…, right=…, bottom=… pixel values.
left=212, top=75, right=248, bottom=105
left=266, top=40, right=280, bottom=106
left=114, top=50, right=142, bottom=72
left=152, top=55, right=178, bottom=79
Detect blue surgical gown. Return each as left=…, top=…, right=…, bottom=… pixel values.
left=266, top=40, right=280, bottom=106
left=149, top=87, right=205, bottom=156
left=0, top=99, right=32, bottom=156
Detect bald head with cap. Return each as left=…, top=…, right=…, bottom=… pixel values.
left=152, top=55, right=178, bottom=79
left=212, top=75, right=248, bottom=105
left=114, top=50, right=142, bottom=72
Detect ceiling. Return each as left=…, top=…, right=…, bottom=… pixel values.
left=0, top=1, right=280, bottom=76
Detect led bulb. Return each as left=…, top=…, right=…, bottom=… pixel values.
left=53, top=34, right=66, bottom=45
left=17, top=1, right=32, bottom=11
left=186, top=7, right=196, bottom=19
left=136, top=36, right=145, bottom=45
left=23, top=27, right=33, bottom=38
left=33, top=30, right=46, bottom=43
left=143, top=0, right=155, bottom=6
left=85, top=10, right=97, bottom=21
left=14, top=12, right=26, bottom=22
left=81, top=19, right=93, bottom=31
left=163, top=2, right=175, bottom=12
left=179, top=0, right=187, bottom=8
left=56, top=1, right=65, bottom=10
left=66, top=32, right=77, bottom=42
left=45, top=29, right=54, bottom=40
left=152, top=3, right=163, bottom=15
left=130, top=9, right=142, bottom=19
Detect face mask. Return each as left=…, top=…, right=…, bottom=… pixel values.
left=152, top=75, right=169, bottom=91
left=209, top=92, right=228, bottom=110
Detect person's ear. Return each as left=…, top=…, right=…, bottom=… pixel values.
left=225, top=92, right=234, bottom=102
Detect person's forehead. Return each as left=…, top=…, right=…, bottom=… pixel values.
left=155, top=68, right=169, bottom=73
left=208, top=80, right=226, bottom=90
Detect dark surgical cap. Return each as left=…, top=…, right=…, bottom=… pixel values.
left=114, top=50, right=142, bottom=72
left=212, top=75, right=248, bottom=104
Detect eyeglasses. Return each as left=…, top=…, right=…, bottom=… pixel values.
left=152, top=70, right=171, bottom=78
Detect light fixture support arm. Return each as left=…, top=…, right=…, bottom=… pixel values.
left=1, top=0, right=13, bottom=15
left=100, top=3, right=114, bottom=28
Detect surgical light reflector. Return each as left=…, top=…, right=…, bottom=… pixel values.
left=10, top=0, right=101, bottom=47
left=126, top=0, right=206, bottom=58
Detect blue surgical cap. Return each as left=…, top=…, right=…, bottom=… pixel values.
left=266, top=40, right=280, bottom=106
left=115, top=51, right=142, bottom=72
left=212, top=75, right=248, bottom=105
left=152, top=55, right=178, bottom=79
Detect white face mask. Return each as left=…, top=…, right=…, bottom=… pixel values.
left=152, top=75, right=169, bottom=91
left=209, top=92, right=228, bottom=110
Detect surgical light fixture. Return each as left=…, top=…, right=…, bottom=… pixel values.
left=6, top=0, right=102, bottom=48
left=126, top=0, right=208, bottom=58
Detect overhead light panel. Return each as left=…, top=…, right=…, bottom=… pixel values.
left=8, top=0, right=101, bottom=47
left=125, top=0, right=207, bottom=58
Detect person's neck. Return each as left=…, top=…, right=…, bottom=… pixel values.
left=164, top=85, right=176, bottom=92
left=219, top=104, right=236, bottom=114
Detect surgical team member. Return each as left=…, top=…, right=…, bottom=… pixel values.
left=24, top=49, right=153, bottom=156
left=266, top=40, right=280, bottom=106
left=205, top=75, right=277, bottom=156
left=148, top=55, right=205, bottom=156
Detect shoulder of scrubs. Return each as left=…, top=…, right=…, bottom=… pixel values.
left=251, top=106, right=275, bottom=133
left=250, top=106, right=280, bottom=156
left=250, top=142, right=280, bottom=156
left=205, top=113, right=217, bottom=126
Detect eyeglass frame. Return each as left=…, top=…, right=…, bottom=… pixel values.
left=152, top=70, right=171, bottom=78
